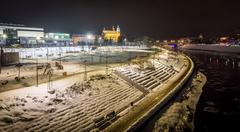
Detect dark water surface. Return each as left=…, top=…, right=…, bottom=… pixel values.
left=184, top=50, right=240, bottom=132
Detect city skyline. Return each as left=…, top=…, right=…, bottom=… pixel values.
left=0, top=1, right=240, bottom=131
left=1, top=0, right=240, bottom=39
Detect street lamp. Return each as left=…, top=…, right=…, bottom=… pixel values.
left=36, top=54, right=39, bottom=87
left=99, top=37, right=102, bottom=47
left=2, top=34, right=7, bottom=39
left=124, top=38, right=127, bottom=45
left=87, top=34, right=93, bottom=40
left=2, top=34, right=7, bottom=47
left=83, top=60, right=87, bottom=81
left=55, top=36, right=59, bottom=40
left=87, top=34, right=93, bottom=64
left=36, top=37, right=41, bottom=47
left=36, top=36, right=40, bottom=40
left=54, top=36, right=59, bottom=46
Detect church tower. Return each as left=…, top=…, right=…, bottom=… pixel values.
left=102, top=25, right=121, bottom=43
left=117, top=25, right=120, bottom=33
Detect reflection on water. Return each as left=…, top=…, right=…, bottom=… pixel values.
left=184, top=50, right=240, bottom=132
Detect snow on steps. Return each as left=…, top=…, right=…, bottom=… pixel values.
left=0, top=75, right=143, bottom=132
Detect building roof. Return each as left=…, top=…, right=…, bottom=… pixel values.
left=0, top=24, right=44, bottom=31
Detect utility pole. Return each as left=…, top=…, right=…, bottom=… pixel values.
left=0, top=46, right=3, bottom=74
left=84, top=60, right=87, bottom=81
left=46, top=45, right=49, bottom=62
left=16, top=63, right=22, bottom=80
left=90, top=46, right=93, bottom=64
left=47, top=68, right=53, bottom=92
left=18, top=65, right=20, bottom=79
left=59, top=53, right=62, bottom=65
left=105, top=52, right=108, bottom=75
left=36, top=56, right=39, bottom=87
left=99, top=53, right=102, bottom=63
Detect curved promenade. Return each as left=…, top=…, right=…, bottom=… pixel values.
left=104, top=53, right=194, bottom=132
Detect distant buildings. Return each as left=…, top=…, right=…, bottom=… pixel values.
left=72, top=25, right=122, bottom=46
left=102, top=26, right=121, bottom=43
left=0, top=24, right=73, bottom=47
left=71, top=34, right=96, bottom=46
left=0, top=23, right=140, bottom=47
left=45, top=33, right=71, bottom=46
left=217, top=33, right=240, bottom=45
left=0, top=23, right=44, bottom=47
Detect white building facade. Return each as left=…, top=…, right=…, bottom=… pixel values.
left=0, top=24, right=44, bottom=47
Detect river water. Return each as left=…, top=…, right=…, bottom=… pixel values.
left=184, top=50, right=240, bottom=132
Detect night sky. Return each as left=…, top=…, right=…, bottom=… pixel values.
left=1, top=0, right=240, bottom=39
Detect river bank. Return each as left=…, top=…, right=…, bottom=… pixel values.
left=153, top=72, right=206, bottom=132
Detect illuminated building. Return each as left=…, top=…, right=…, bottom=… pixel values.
left=0, top=23, right=44, bottom=47
left=72, top=34, right=96, bottom=45
left=102, top=25, right=120, bottom=42
left=45, top=33, right=72, bottom=46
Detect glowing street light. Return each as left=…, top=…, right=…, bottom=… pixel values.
left=87, top=34, right=93, bottom=40
left=99, top=37, right=102, bottom=46
left=55, top=36, right=59, bottom=39
left=36, top=37, right=41, bottom=45
left=86, top=34, right=94, bottom=63
left=36, top=36, right=41, bottom=40
left=2, top=34, right=7, bottom=39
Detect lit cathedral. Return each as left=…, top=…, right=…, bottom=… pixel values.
left=102, top=25, right=121, bottom=42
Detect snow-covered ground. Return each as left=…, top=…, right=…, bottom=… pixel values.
left=0, top=47, right=150, bottom=92
left=0, top=72, right=143, bottom=132
left=0, top=61, right=108, bottom=92
left=153, top=72, right=206, bottom=132
left=0, top=47, right=191, bottom=132
left=104, top=50, right=193, bottom=132
left=3, top=45, right=149, bottom=59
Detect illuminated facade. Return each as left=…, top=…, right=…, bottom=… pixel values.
left=72, top=34, right=96, bottom=45
left=0, top=23, right=44, bottom=46
left=45, top=33, right=72, bottom=46
left=102, top=25, right=120, bottom=42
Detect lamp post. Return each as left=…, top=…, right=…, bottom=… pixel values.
left=105, top=50, right=109, bottom=75
left=0, top=46, right=3, bottom=74
left=16, top=63, right=23, bottom=81
left=36, top=36, right=40, bottom=46
left=105, top=54, right=108, bottom=75
left=46, top=42, right=49, bottom=62
left=87, top=34, right=92, bottom=51
left=99, top=37, right=102, bottom=47
left=36, top=55, right=39, bottom=87
left=124, top=38, right=127, bottom=46
left=87, top=34, right=93, bottom=64
left=83, top=60, right=87, bottom=81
